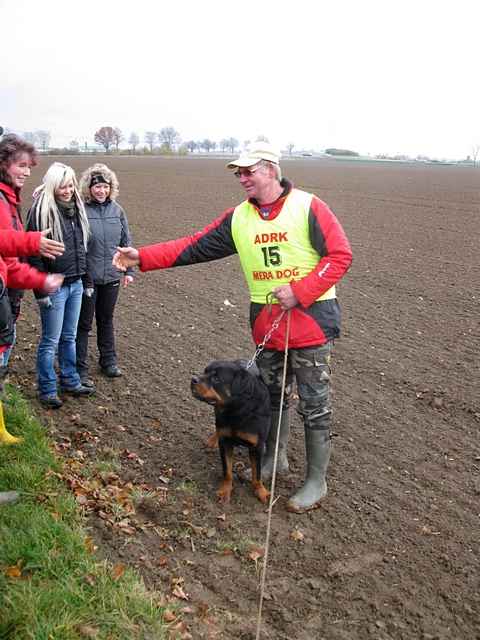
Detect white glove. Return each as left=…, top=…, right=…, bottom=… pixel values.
left=37, top=296, right=52, bottom=309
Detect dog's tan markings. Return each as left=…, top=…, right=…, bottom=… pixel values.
left=217, top=427, right=233, bottom=439
left=191, top=382, right=224, bottom=405
left=253, top=482, right=270, bottom=504
left=249, top=450, right=270, bottom=503
left=217, top=453, right=233, bottom=503
left=205, top=432, right=219, bottom=449
left=235, top=431, right=259, bottom=447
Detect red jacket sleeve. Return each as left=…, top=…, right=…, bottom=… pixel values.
left=0, top=198, right=47, bottom=290
left=290, top=196, right=352, bottom=308
left=0, top=229, right=42, bottom=257
left=138, top=209, right=236, bottom=272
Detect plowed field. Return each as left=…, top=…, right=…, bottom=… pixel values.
left=13, top=156, right=480, bottom=639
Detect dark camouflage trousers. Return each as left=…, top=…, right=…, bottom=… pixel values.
left=256, top=342, right=333, bottom=432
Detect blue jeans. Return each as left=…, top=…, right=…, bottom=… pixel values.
left=37, top=279, right=83, bottom=397
left=2, top=324, right=16, bottom=366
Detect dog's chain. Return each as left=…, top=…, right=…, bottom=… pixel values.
left=246, top=309, right=286, bottom=369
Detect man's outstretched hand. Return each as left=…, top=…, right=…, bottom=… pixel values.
left=113, top=247, right=140, bottom=271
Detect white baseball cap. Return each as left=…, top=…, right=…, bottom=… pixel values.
left=226, top=142, right=281, bottom=168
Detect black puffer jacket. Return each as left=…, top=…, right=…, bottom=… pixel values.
left=26, top=202, right=90, bottom=294
left=85, top=199, right=133, bottom=284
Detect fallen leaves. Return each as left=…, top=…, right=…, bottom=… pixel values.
left=5, top=560, right=22, bottom=578
left=248, top=547, right=264, bottom=563
left=290, top=528, right=305, bottom=543
left=163, top=609, right=177, bottom=622
left=171, top=577, right=189, bottom=601
left=420, top=525, right=441, bottom=536
left=50, top=453, right=167, bottom=538
left=76, top=624, right=99, bottom=638
left=112, top=563, right=126, bottom=581
left=84, top=537, right=98, bottom=554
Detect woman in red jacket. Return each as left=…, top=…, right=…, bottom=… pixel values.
left=0, top=134, right=62, bottom=367
left=0, top=228, right=64, bottom=443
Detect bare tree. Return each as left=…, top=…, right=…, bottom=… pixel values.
left=471, top=143, right=480, bottom=166
left=255, top=134, right=269, bottom=143
left=286, top=142, right=295, bottom=156
left=201, top=138, right=215, bottom=153
left=227, top=137, right=239, bottom=153
left=35, top=130, right=51, bottom=152
left=129, top=132, right=139, bottom=153
left=219, top=138, right=230, bottom=152
left=112, top=127, right=124, bottom=152
left=158, top=126, right=180, bottom=151
left=69, top=140, right=80, bottom=151
left=185, top=140, right=197, bottom=152
left=145, top=131, right=157, bottom=152
left=94, top=126, right=116, bottom=152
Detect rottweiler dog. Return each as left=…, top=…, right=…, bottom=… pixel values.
left=191, top=360, right=271, bottom=504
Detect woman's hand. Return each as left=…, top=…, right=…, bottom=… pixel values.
left=123, top=275, right=134, bottom=288
left=42, top=273, right=64, bottom=294
left=39, top=230, right=65, bottom=259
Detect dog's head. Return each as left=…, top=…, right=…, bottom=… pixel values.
left=191, top=360, right=260, bottom=408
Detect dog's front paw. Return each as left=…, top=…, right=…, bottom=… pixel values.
left=206, top=432, right=219, bottom=449
left=217, top=480, right=232, bottom=503
left=254, top=483, right=270, bottom=504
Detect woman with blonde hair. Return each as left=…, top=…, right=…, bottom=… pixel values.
left=76, top=163, right=133, bottom=385
left=26, top=162, right=94, bottom=408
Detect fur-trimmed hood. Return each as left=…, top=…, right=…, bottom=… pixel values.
left=79, top=163, right=120, bottom=203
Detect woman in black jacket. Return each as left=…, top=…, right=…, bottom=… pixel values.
left=26, top=162, right=93, bottom=408
left=76, top=163, right=134, bottom=385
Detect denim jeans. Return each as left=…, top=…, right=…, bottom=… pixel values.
left=0, top=352, right=7, bottom=396
left=37, top=279, right=83, bottom=397
left=2, top=323, right=16, bottom=366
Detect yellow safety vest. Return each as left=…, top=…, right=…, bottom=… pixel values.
left=231, top=189, right=336, bottom=304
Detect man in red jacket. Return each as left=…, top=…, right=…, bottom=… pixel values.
left=114, top=144, right=352, bottom=513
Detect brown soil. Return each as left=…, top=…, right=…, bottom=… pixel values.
left=12, top=156, right=480, bottom=639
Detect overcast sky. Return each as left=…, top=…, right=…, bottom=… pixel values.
left=2, top=0, right=479, bottom=159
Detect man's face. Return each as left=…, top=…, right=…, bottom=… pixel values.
left=235, top=162, right=272, bottom=199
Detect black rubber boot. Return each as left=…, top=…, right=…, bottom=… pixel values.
left=287, top=428, right=331, bottom=513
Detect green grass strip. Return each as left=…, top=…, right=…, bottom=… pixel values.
left=0, top=386, right=169, bottom=640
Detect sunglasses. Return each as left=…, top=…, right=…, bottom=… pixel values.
left=234, top=166, right=261, bottom=179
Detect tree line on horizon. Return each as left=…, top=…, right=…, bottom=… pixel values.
left=2, top=126, right=470, bottom=163
left=92, top=127, right=298, bottom=157
left=1, top=126, right=297, bottom=156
